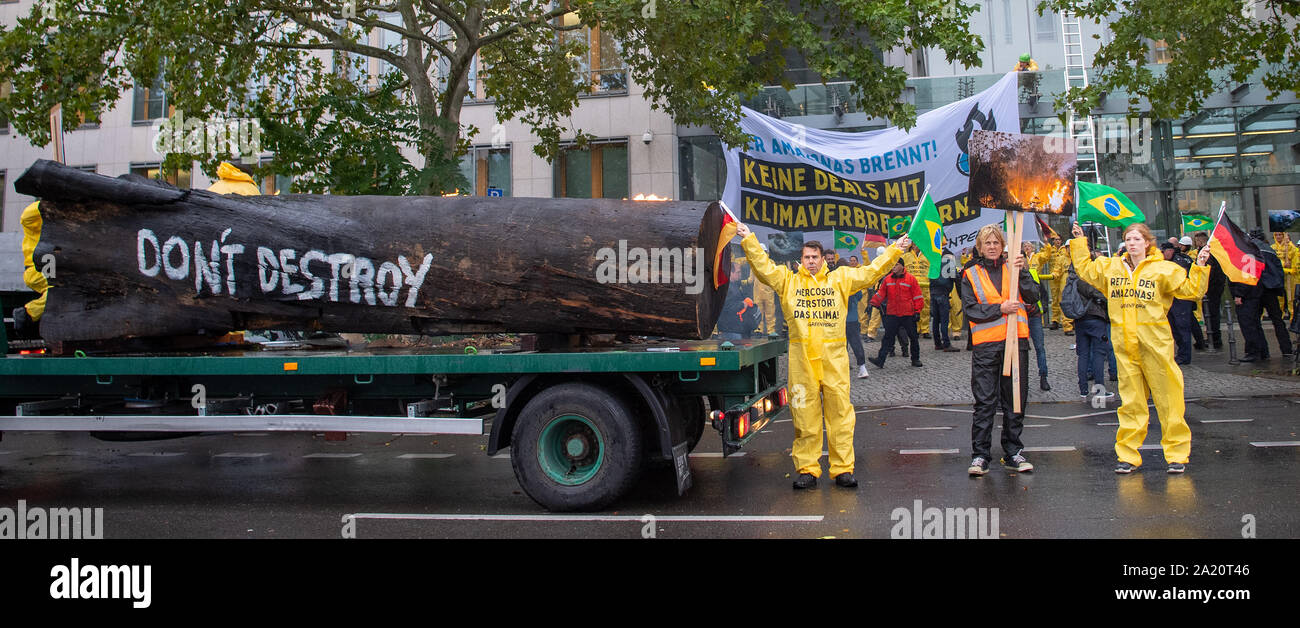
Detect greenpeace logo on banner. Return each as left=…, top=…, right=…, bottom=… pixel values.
left=722, top=73, right=1020, bottom=255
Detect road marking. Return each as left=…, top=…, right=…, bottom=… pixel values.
left=303, top=453, right=363, bottom=458
left=1138, top=445, right=1162, bottom=451
left=44, top=451, right=87, bottom=456
left=1022, top=446, right=1077, bottom=452
left=1250, top=441, right=1300, bottom=448
left=0, top=451, right=15, bottom=455
left=1097, top=422, right=1119, bottom=426
left=127, top=452, right=185, bottom=457
left=1023, top=424, right=1051, bottom=428
left=397, top=453, right=456, bottom=459
left=905, top=426, right=953, bottom=431
left=490, top=453, right=511, bottom=459
left=347, top=513, right=824, bottom=523
left=899, top=448, right=960, bottom=455
left=773, top=419, right=792, bottom=423
left=858, top=405, right=1116, bottom=421
left=1198, top=419, right=1253, bottom=424
left=213, top=452, right=270, bottom=458
left=689, top=452, right=746, bottom=458
left=235, top=433, right=270, bottom=437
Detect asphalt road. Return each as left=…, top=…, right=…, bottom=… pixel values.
left=1, top=394, right=1296, bottom=539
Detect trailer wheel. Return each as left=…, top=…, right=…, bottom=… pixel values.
left=511, top=383, right=643, bottom=512
left=680, top=396, right=707, bottom=453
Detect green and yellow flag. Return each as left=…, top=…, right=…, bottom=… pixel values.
left=1076, top=180, right=1145, bottom=227
left=887, top=215, right=911, bottom=238
left=905, top=189, right=944, bottom=279
left=1181, top=214, right=1213, bottom=235
left=833, top=229, right=861, bottom=250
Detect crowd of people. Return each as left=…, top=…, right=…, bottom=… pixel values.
left=722, top=220, right=1299, bottom=487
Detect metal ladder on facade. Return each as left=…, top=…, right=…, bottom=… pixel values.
left=1061, top=11, right=1100, bottom=184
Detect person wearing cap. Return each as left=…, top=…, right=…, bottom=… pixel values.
left=1012, top=54, right=1038, bottom=72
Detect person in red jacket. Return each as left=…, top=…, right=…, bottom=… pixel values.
left=867, top=261, right=925, bottom=368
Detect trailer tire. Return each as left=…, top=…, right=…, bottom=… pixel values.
left=511, top=382, right=643, bottom=512
left=680, top=396, right=707, bottom=453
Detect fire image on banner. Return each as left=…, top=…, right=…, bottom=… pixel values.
left=721, top=73, right=1021, bottom=255
left=968, top=130, right=1077, bottom=216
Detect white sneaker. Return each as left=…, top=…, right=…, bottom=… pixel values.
left=857, top=364, right=869, bottom=379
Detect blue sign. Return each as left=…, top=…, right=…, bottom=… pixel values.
left=486, top=187, right=504, bottom=197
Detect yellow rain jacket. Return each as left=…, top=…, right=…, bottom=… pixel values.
left=207, top=162, right=261, bottom=196
left=743, top=233, right=903, bottom=477
left=1070, top=237, right=1209, bottom=467
left=902, top=249, right=931, bottom=335
left=1273, top=239, right=1298, bottom=317
left=20, top=202, right=47, bottom=320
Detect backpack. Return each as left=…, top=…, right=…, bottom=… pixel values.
left=1258, top=247, right=1284, bottom=290
left=1059, top=272, right=1091, bottom=320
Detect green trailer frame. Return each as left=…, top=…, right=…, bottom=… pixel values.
left=0, top=333, right=789, bottom=511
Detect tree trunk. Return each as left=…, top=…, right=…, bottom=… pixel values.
left=15, top=160, right=730, bottom=345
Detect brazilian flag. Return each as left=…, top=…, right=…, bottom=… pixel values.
left=887, top=215, right=912, bottom=238
left=833, top=229, right=861, bottom=250
left=905, top=191, right=945, bottom=279
left=1181, top=214, right=1213, bottom=235
left=1076, top=180, right=1145, bottom=227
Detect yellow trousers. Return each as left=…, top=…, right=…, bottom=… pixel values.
left=788, top=340, right=856, bottom=477
left=949, top=289, right=962, bottom=336
left=916, top=283, right=930, bottom=335
left=1050, top=274, right=1073, bottom=331
left=866, top=307, right=882, bottom=338
left=1284, top=274, right=1296, bottom=318
left=1113, top=322, right=1192, bottom=466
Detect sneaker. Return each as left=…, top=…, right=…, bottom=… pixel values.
left=1114, top=462, right=1136, bottom=474
left=1167, top=463, right=1186, bottom=474
left=834, top=472, right=858, bottom=488
left=1002, top=453, right=1034, bottom=473
left=1064, top=330, right=1074, bottom=336
left=857, top=364, right=869, bottom=379
left=792, top=473, right=817, bottom=489
left=868, top=356, right=885, bottom=369
left=967, top=457, right=989, bottom=476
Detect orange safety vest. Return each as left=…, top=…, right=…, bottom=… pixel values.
left=964, top=264, right=1029, bottom=344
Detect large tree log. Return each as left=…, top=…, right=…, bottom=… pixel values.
left=15, top=160, right=731, bottom=344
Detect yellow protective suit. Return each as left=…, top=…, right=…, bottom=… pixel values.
left=207, top=162, right=261, bottom=196
left=948, top=288, right=962, bottom=338
left=1049, top=245, right=1073, bottom=331
left=20, top=202, right=47, bottom=320
left=743, top=233, right=903, bottom=477
left=903, top=250, right=930, bottom=335
left=1070, top=237, right=1209, bottom=467
left=1272, top=239, right=1298, bottom=318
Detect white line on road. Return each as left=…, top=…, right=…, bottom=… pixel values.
left=1138, top=445, right=1162, bottom=451
left=213, top=452, right=270, bottom=458
left=303, top=453, right=363, bottom=458
left=689, top=452, right=746, bottom=458
left=773, top=419, right=792, bottom=423
left=490, top=453, right=511, bottom=459
left=347, top=513, right=824, bottom=523
left=0, top=451, right=15, bottom=455
left=1250, top=441, right=1300, bottom=448
left=1022, top=446, right=1077, bottom=452
left=127, top=452, right=185, bottom=457
left=397, top=453, right=455, bottom=459
left=44, top=451, right=87, bottom=456
left=234, top=433, right=270, bottom=437
left=899, top=448, right=960, bottom=455
left=904, top=426, right=954, bottom=431
left=1198, top=419, right=1254, bottom=424
left=857, top=405, right=1116, bottom=421
left=1097, top=422, right=1119, bottom=426
left=1023, top=424, right=1051, bottom=428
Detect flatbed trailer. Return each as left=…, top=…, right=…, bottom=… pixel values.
left=0, top=327, right=788, bottom=511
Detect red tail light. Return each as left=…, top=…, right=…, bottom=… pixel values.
left=777, top=387, right=788, bottom=407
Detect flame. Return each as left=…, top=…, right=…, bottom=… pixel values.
left=630, top=193, right=671, bottom=201
left=1047, top=180, right=1067, bottom=213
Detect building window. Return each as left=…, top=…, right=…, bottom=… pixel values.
left=130, top=162, right=191, bottom=189
left=559, top=12, right=627, bottom=93
left=132, top=80, right=169, bottom=124
left=72, top=165, right=97, bottom=173
left=1149, top=39, right=1172, bottom=64
left=458, top=146, right=512, bottom=196
left=1003, top=1, right=1014, bottom=45
left=256, top=160, right=293, bottom=195
left=554, top=141, right=627, bottom=199
left=679, top=136, right=726, bottom=201
left=1034, top=12, right=1057, bottom=43
left=0, top=81, right=10, bottom=133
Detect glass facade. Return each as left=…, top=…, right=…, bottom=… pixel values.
left=458, top=146, right=512, bottom=196
left=554, top=142, right=628, bottom=199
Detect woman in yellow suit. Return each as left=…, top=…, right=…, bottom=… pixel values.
left=1069, top=222, right=1210, bottom=474
left=738, top=223, right=907, bottom=488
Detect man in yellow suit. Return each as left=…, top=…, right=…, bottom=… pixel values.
left=12, top=202, right=47, bottom=336
left=737, top=222, right=908, bottom=489
left=903, top=244, right=931, bottom=338
left=1272, top=232, right=1298, bottom=318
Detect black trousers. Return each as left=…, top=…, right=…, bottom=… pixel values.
left=930, top=295, right=952, bottom=348
left=1169, top=300, right=1194, bottom=363
left=1239, top=289, right=1294, bottom=357
left=876, top=314, right=919, bottom=364
left=970, top=342, right=1029, bottom=461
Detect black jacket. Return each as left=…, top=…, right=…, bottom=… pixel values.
left=960, top=254, right=1041, bottom=330
left=1070, top=267, right=1109, bottom=322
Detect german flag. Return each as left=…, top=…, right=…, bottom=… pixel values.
left=1208, top=212, right=1262, bottom=285
left=713, top=204, right=739, bottom=289
left=1035, top=215, right=1060, bottom=241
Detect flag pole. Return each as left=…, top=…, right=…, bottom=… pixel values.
left=718, top=201, right=741, bottom=225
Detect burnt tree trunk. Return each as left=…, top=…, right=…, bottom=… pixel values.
left=15, top=160, right=731, bottom=344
